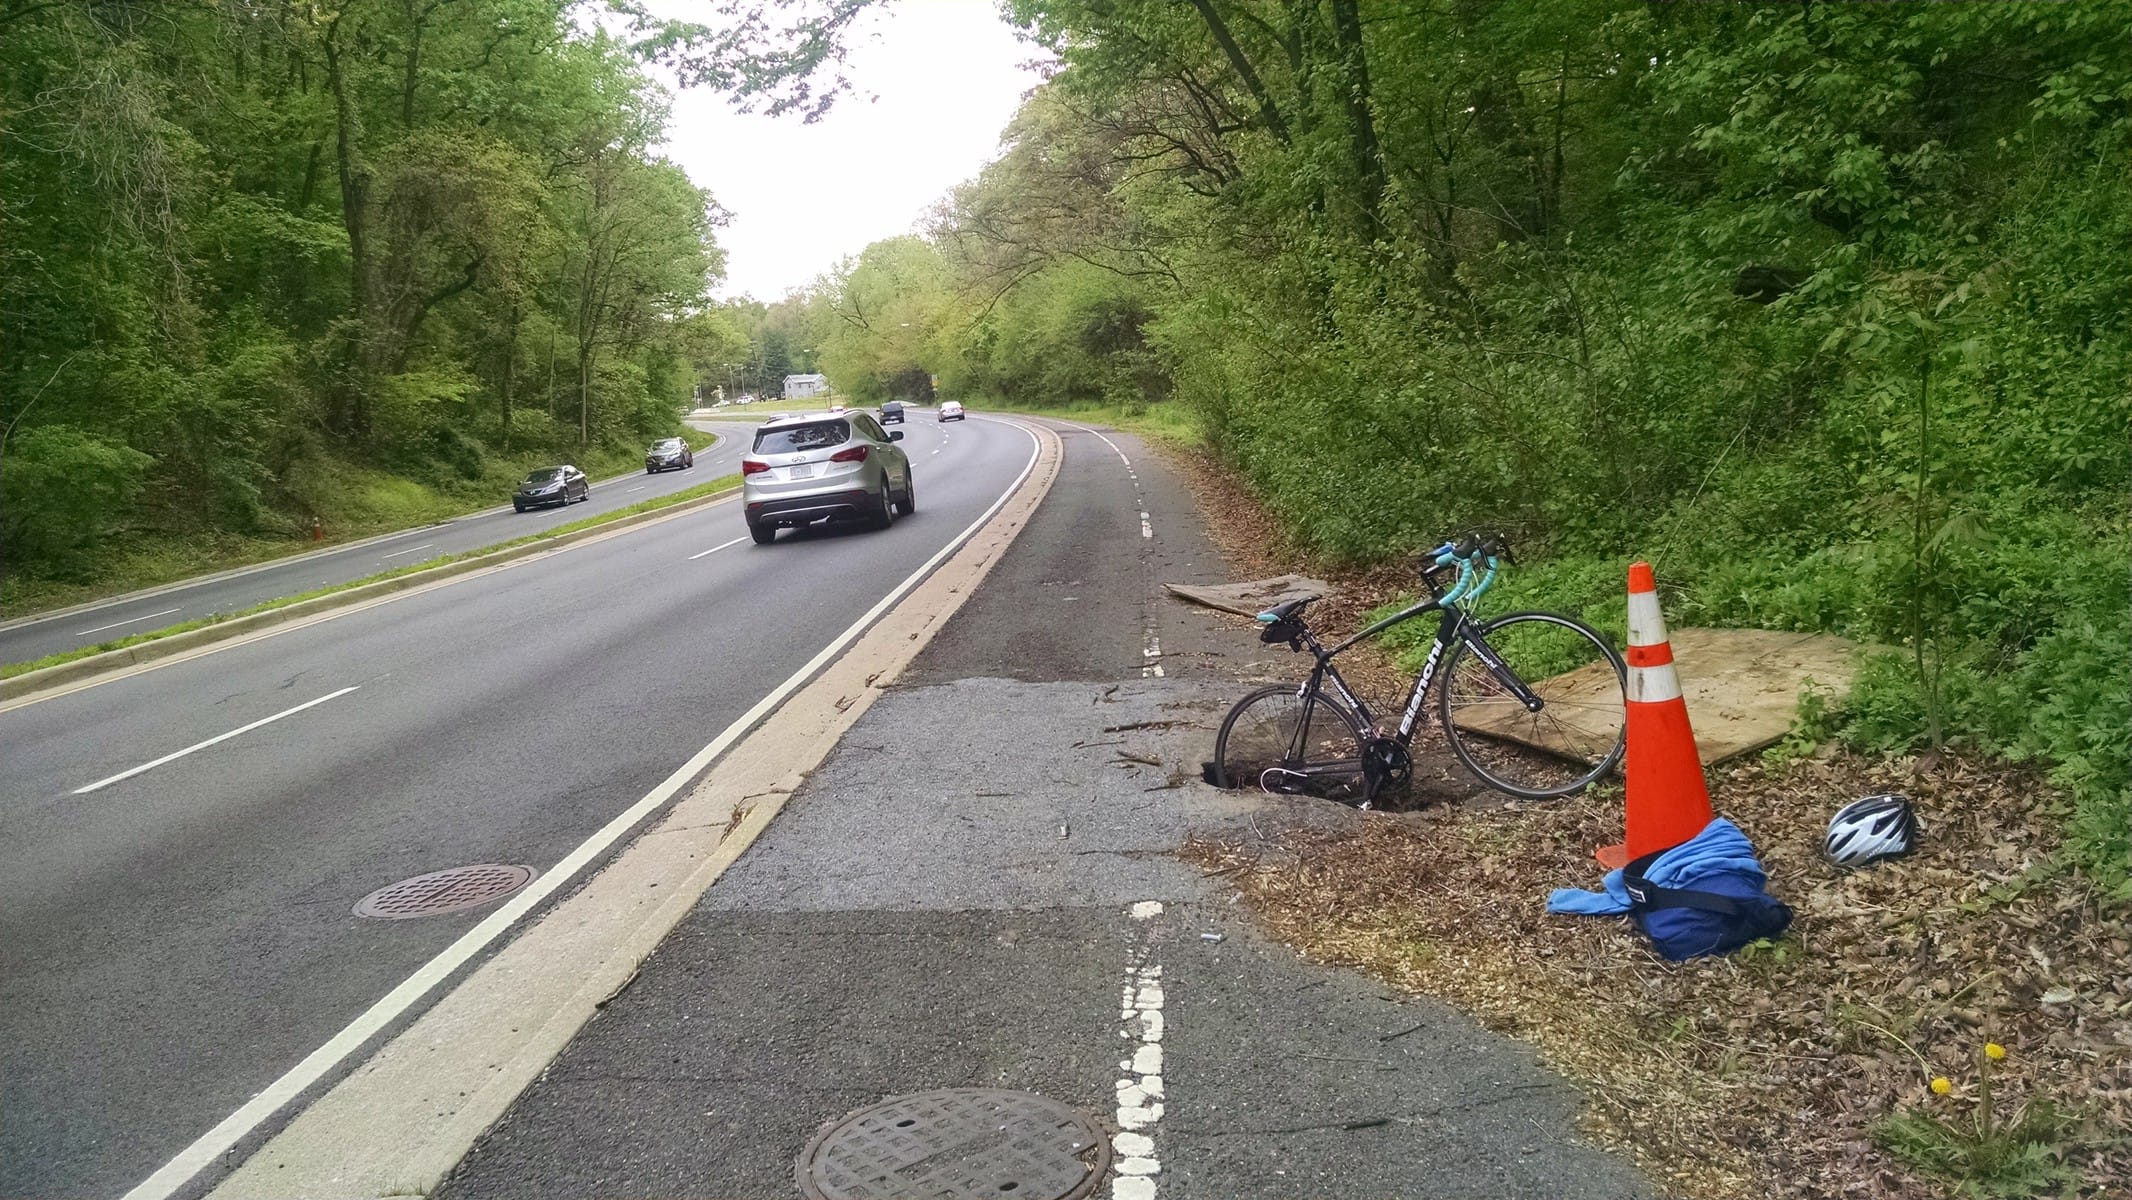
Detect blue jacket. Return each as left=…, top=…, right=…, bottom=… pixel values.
left=1548, top=818, right=1793, bottom=961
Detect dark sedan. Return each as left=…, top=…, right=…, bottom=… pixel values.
left=513, top=465, right=589, bottom=512
left=645, top=437, right=694, bottom=473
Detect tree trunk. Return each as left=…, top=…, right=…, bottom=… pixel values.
left=499, top=302, right=518, bottom=449
left=577, top=341, right=593, bottom=445
left=323, top=12, right=376, bottom=437
left=1328, top=0, right=1386, bottom=235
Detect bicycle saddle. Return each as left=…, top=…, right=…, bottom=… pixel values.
left=1254, top=596, right=1317, bottom=624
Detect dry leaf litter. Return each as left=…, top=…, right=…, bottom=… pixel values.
left=1159, top=440, right=2131, bottom=1199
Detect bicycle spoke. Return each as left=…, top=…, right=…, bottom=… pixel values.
left=1213, top=685, right=1369, bottom=802
left=1439, top=612, right=1626, bottom=799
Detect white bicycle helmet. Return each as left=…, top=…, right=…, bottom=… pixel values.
left=1825, top=794, right=1920, bottom=867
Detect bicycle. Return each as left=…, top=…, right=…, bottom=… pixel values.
left=1212, top=534, right=1627, bottom=805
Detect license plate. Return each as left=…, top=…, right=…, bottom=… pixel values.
left=788, top=464, right=817, bottom=480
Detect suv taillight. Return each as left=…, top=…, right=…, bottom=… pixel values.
left=829, top=445, right=870, bottom=463
left=741, top=458, right=770, bottom=475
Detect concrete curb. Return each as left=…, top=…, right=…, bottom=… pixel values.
left=0, top=483, right=743, bottom=705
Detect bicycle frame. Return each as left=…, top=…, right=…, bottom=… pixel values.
left=1280, top=565, right=1551, bottom=762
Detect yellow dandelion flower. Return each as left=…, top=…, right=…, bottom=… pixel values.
left=1930, top=1077, right=1953, bottom=1095
left=1984, top=1042, right=2006, bottom=1060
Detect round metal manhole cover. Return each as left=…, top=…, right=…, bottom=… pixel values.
left=797, top=1088, right=1111, bottom=1200
left=352, top=864, right=536, bottom=920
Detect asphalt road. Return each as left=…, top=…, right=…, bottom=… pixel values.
left=0, top=415, right=771, bottom=668
left=438, top=419, right=1652, bottom=1200
left=0, top=411, right=1025, bottom=1200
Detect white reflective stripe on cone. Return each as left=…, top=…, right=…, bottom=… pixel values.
left=1627, top=587, right=1669, bottom=647
left=1628, top=663, right=1684, bottom=704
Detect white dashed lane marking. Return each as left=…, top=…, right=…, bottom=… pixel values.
left=1058, top=421, right=1163, bottom=678
left=688, top=535, right=750, bottom=561
left=73, top=686, right=361, bottom=795
left=75, top=607, right=182, bottom=637
left=1114, top=901, right=1166, bottom=1198
left=378, top=543, right=434, bottom=560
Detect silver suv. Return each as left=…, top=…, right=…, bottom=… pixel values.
left=742, top=412, right=914, bottom=544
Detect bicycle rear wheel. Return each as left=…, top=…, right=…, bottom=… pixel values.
left=1438, top=612, right=1626, bottom=799
left=1213, top=684, right=1370, bottom=803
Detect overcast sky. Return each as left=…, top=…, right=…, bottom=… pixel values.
left=651, top=1, right=1049, bottom=303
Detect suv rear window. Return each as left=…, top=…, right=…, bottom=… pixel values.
left=753, top=420, right=850, bottom=454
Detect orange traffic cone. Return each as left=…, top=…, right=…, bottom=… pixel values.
left=1594, top=561, right=1714, bottom=870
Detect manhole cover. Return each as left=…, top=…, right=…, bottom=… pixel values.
left=353, top=864, right=536, bottom=919
left=797, top=1088, right=1111, bottom=1200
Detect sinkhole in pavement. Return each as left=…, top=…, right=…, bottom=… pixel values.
left=352, top=863, right=536, bottom=919
left=796, top=1088, right=1111, bottom=1200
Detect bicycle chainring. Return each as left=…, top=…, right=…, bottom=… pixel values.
left=1361, top=737, right=1412, bottom=795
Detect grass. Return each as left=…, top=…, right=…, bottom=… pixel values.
left=2, top=473, right=741, bottom=680
left=962, top=397, right=1207, bottom=447
left=0, top=426, right=724, bottom=618
left=700, top=398, right=840, bottom=417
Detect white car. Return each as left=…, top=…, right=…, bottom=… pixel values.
left=938, top=400, right=965, bottom=422
left=741, top=412, right=914, bottom=544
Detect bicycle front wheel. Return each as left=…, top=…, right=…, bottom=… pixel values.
left=1438, top=612, right=1627, bottom=799
left=1213, top=684, right=1369, bottom=803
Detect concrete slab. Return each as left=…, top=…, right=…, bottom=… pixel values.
left=1164, top=575, right=1335, bottom=618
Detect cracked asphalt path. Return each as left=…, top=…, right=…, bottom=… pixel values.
left=438, top=419, right=1653, bottom=1200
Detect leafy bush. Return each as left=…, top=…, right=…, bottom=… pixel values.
left=0, top=426, right=155, bottom=571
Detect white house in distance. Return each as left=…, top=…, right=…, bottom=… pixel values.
left=783, top=373, right=828, bottom=399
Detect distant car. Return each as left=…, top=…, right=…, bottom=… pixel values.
left=829, top=402, right=849, bottom=414
left=879, top=400, right=905, bottom=424
left=645, top=437, right=694, bottom=473
left=741, top=412, right=914, bottom=544
left=938, top=400, right=965, bottom=422
left=513, top=465, right=589, bottom=512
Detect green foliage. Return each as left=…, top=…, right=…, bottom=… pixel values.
left=924, top=0, right=2131, bottom=883
left=1876, top=1104, right=2075, bottom=1198
left=1765, top=682, right=1841, bottom=768
left=0, top=0, right=721, bottom=592
left=0, top=427, right=155, bottom=570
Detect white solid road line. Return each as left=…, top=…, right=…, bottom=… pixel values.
left=378, top=543, right=434, bottom=560
left=72, top=686, right=361, bottom=796
left=120, top=421, right=1047, bottom=1200
left=75, top=607, right=183, bottom=637
left=1059, top=419, right=1134, bottom=470
left=687, top=535, right=750, bottom=561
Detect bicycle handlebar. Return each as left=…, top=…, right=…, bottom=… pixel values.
left=1425, top=531, right=1513, bottom=606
